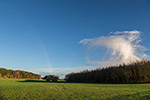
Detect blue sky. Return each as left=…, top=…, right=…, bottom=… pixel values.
left=0, top=0, right=150, bottom=77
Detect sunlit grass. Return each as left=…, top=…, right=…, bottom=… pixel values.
left=0, top=79, right=150, bottom=100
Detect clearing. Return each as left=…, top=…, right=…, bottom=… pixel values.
left=0, top=79, right=150, bottom=100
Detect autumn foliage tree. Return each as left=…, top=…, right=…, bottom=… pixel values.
left=0, top=68, right=41, bottom=79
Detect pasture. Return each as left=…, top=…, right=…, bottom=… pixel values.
left=0, top=79, right=150, bottom=100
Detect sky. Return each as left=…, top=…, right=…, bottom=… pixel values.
left=0, top=0, right=150, bottom=78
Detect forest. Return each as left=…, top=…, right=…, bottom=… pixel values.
left=0, top=68, right=41, bottom=79
left=65, top=60, right=150, bottom=83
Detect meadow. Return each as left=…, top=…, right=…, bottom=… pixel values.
left=0, top=79, right=150, bottom=100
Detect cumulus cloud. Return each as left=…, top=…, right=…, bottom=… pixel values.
left=79, top=30, right=148, bottom=67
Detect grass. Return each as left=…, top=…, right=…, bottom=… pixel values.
left=0, top=79, right=150, bottom=100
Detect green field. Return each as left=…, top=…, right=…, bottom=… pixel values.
left=0, top=79, right=150, bottom=100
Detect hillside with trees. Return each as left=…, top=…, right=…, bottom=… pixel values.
left=65, top=60, right=150, bottom=83
left=0, top=68, right=41, bottom=79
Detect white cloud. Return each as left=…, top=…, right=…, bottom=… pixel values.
left=33, top=66, right=98, bottom=79
left=110, top=30, right=141, bottom=35
left=34, top=30, right=148, bottom=79
left=79, top=30, right=148, bottom=67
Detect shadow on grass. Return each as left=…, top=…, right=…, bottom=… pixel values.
left=18, top=80, right=99, bottom=84
left=18, top=80, right=101, bottom=84
left=18, top=80, right=66, bottom=83
left=18, top=80, right=149, bottom=85
left=0, top=97, right=2, bottom=100
left=17, top=80, right=120, bottom=85
left=0, top=94, right=4, bottom=100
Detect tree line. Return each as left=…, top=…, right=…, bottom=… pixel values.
left=0, top=68, right=41, bottom=79
left=65, top=60, right=150, bottom=83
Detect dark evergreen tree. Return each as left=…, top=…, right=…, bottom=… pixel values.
left=65, top=60, right=150, bottom=83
